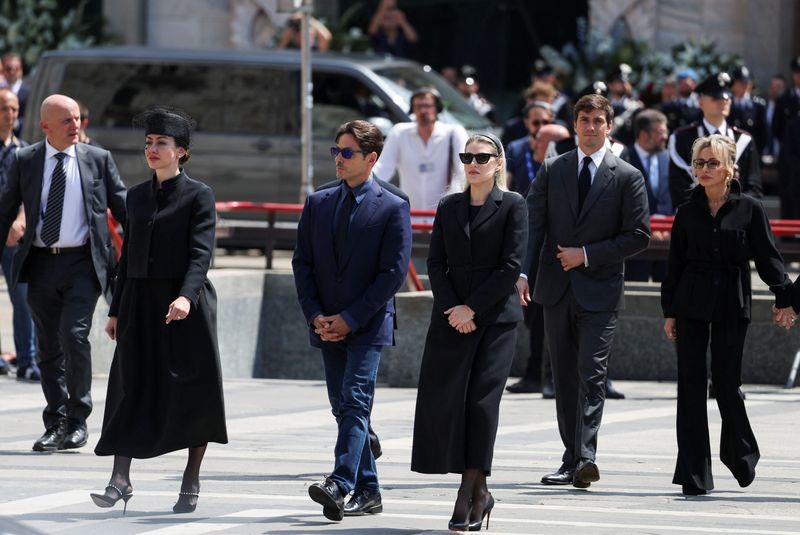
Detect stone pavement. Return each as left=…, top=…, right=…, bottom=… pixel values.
left=1, top=375, right=800, bottom=534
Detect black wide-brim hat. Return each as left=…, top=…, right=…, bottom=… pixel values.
left=132, top=107, right=195, bottom=148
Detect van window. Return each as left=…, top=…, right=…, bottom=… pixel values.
left=59, top=62, right=300, bottom=135
left=312, top=71, right=390, bottom=138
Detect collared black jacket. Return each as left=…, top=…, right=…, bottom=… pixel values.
left=109, top=171, right=214, bottom=315
left=661, top=180, right=791, bottom=322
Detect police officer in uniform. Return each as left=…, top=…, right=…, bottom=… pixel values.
left=772, top=56, right=800, bottom=148
left=776, top=57, right=800, bottom=218
left=728, top=66, right=767, bottom=154
left=668, top=72, right=762, bottom=209
left=660, top=69, right=703, bottom=133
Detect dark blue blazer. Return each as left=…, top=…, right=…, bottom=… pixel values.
left=292, top=177, right=412, bottom=347
left=621, top=145, right=673, bottom=215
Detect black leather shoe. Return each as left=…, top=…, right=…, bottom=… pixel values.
left=682, top=484, right=708, bottom=496
left=62, top=427, right=88, bottom=450
left=541, top=463, right=576, bottom=485
left=344, top=488, right=382, bottom=516
left=541, top=379, right=555, bottom=399
left=308, top=478, right=344, bottom=521
left=574, top=459, right=600, bottom=488
left=32, top=422, right=66, bottom=452
left=506, top=378, right=542, bottom=394
left=606, top=379, right=626, bottom=400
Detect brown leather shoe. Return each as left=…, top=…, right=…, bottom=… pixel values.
left=573, top=460, right=600, bottom=488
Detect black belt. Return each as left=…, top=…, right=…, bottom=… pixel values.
left=33, top=243, right=90, bottom=255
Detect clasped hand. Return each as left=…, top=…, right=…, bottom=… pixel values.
left=314, top=314, right=351, bottom=342
left=445, top=304, right=476, bottom=334
left=772, top=305, right=797, bottom=330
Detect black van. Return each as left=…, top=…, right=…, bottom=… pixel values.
left=23, top=47, right=493, bottom=204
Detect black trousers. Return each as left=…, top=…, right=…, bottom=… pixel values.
left=544, top=289, right=617, bottom=467
left=673, top=317, right=759, bottom=490
left=520, top=301, right=552, bottom=382
left=25, top=249, right=101, bottom=431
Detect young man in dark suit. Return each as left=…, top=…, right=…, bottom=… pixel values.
left=518, top=94, right=650, bottom=488
left=292, top=120, right=411, bottom=521
left=0, top=94, right=127, bottom=452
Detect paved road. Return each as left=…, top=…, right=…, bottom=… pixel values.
left=1, top=375, right=799, bottom=534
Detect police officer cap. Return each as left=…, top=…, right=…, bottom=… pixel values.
left=578, top=80, right=609, bottom=99
left=133, top=107, right=195, bottom=148
left=532, top=58, right=553, bottom=77
left=608, top=63, right=632, bottom=83
left=731, top=65, right=751, bottom=82
left=696, top=72, right=732, bottom=99
left=791, top=56, right=800, bottom=72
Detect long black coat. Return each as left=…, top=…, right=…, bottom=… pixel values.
left=96, top=171, right=227, bottom=458
left=411, top=186, right=527, bottom=474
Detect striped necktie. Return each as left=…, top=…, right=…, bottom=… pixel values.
left=40, top=152, right=67, bottom=247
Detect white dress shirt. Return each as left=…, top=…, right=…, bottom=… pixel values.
left=35, top=140, right=88, bottom=247
left=702, top=118, right=732, bottom=138
left=372, top=121, right=469, bottom=210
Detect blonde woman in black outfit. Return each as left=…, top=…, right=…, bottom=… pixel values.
left=90, top=108, right=227, bottom=514
left=661, top=134, right=793, bottom=495
left=412, top=133, right=527, bottom=531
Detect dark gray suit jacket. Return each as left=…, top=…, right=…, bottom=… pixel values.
left=524, top=148, right=650, bottom=312
left=0, top=141, right=127, bottom=295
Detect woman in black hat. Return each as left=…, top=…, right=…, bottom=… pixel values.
left=90, top=107, right=227, bottom=514
left=411, top=133, right=527, bottom=531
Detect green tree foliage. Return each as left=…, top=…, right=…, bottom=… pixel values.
left=540, top=18, right=744, bottom=102
left=0, top=0, right=96, bottom=70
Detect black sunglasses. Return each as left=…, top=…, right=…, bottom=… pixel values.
left=330, top=146, right=369, bottom=159
left=459, top=152, right=497, bottom=165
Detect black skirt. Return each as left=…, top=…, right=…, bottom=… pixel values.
left=95, top=278, right=228, bottom=458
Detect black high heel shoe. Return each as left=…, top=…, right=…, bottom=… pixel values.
left=90, top=484, right=133, bottom=515
left=448, top=491, right=472, bottom=532
left=468, top=494, right=494, bottom=531
left=173, top=490, right=199, bottom=513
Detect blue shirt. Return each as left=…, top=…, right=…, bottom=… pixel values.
left=506, top=136, right=540, bottom=195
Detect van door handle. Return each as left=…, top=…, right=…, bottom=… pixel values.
left=252, top=139, right=272, bottom=152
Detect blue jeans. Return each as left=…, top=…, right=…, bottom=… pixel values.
left=320, top=343, right=381, bottom=494
left=1, top=246, right=37, bottom=368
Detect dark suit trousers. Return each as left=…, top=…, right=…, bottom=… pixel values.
left=544, top=288, right=617, bottom=467
left=521, top=301, right=551, bottom=382
left=673, top=317, right=759, bottom=491
left=25, top=249, right=101, bottom=430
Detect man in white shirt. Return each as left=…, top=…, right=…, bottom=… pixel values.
left=372, top=87, right=468, bottom=210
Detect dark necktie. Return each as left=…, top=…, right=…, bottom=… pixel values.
left=334, top=190, right=355, bottom=264
left=578, top=155, right=592, bottom=213
left=41, top=152, right=67, bottom=247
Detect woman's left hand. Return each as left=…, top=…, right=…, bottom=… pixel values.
left=444, top=305, right=475, bottom=329
left=165, top=296, right=192, bottom=324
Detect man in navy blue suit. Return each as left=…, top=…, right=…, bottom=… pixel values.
left=293, top=120, right=412, bottom=521
left=621, top=109, right=672, bottom=282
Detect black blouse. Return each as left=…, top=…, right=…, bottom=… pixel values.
left=661, top=180, right=791, bottom=322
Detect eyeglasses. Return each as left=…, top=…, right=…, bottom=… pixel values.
left=330, top=147, right=368, bottom=159
left=459, top=152, right=497, bottom=164
left=692, top=158, right=722, bottom=170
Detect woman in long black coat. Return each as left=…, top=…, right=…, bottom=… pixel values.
left=91, top=108, right=227, bottom=514
left=412, top=133, right=527, bottom=531
left=661, top=134, right=793, bottom=496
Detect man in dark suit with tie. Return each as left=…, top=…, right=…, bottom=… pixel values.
left=518, top=94, right=650, bottom=488
left=293, top=120, right=411, bottom=521
left=621, top=109, right=672, bottom=282
left=0, top=94, right=127, bottom=452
